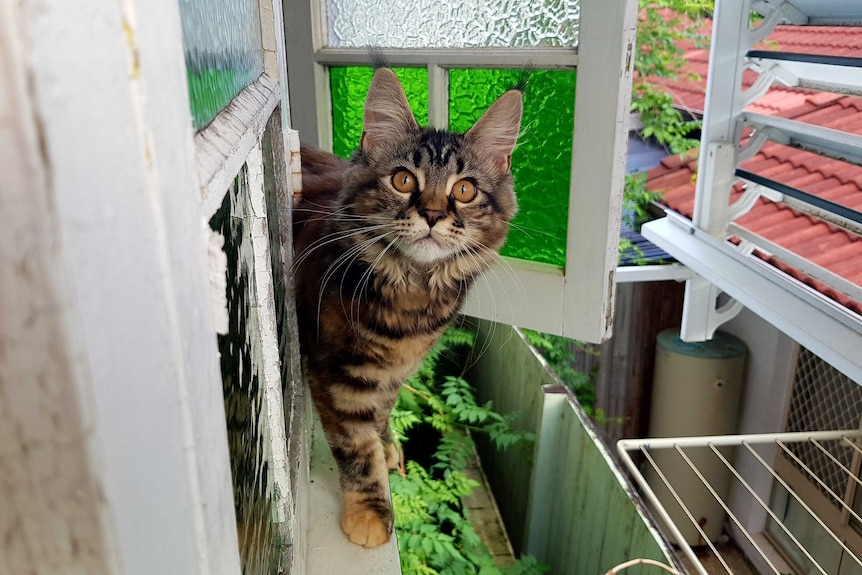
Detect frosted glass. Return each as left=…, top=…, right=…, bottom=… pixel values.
left=179, top=0, right=264, bottom=129
left=326, top=0, right=580, bottom=48
left=450, top=69, right=576, bottom=268
left=210, top=171, right=282, bottom=574
left=330, top=67, right=429, bottom=159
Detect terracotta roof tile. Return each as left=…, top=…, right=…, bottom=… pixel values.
left=644, top=21, right=862, bottom=314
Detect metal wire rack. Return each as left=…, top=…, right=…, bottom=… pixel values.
left=618, top=430, right=862, bottom=575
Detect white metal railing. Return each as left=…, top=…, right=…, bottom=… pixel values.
left=643, top=0, right=862, bottom=383
left=618, top=430, right=862, bottom=575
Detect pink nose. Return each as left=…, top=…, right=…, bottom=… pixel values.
left=419, top=209, right=446, bottom=227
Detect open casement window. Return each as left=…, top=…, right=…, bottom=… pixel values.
left=284, top=0, right=638, bottom=342
left=2, top=0, right=304, bottom=572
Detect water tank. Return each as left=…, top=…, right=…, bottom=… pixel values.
left=645, top=329, right=747, bottom=546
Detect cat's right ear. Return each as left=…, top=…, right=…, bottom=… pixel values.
left=361, top=69, right=419, bottom=154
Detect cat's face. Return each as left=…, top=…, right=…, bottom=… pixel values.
left=340, top=69, right=522, bottom=266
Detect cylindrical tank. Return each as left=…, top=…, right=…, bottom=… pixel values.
left=645, top=329, right=747, bottom=546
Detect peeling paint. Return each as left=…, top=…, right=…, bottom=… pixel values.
left=205, top=224, right=229, bottom=335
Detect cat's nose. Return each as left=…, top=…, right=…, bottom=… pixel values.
left=419, top=209, right=446, bottom=227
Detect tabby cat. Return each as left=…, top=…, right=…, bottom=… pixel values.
left=293, top=67, right=522, bottom=548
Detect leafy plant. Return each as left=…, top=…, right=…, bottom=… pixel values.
left=632, top=0, right=709, bottom=155
left=391, top=327, right=546, bottom=575
left=520, top=329, right=602, bottom=419
left=622, top=2, right=713, bottom=255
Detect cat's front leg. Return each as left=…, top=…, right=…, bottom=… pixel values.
left=377, top=400, right=402, bottom=471
left=311, top=384, right=395, bottom=548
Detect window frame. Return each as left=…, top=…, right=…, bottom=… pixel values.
left=1, top=0, right=304, bottom=572
left=284, top=0, right=639, bottom=342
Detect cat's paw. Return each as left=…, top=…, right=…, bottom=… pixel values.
left=341, top=494, right=393, bottom=548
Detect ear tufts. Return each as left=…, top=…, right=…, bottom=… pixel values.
left=465, top=90, right=523, bottom=173
left=361, top=69, right=419, bottom=155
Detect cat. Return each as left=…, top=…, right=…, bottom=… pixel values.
left=293, top=67, right=522, bottom=548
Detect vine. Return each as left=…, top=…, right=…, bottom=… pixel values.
left=632, top=0, right=710, bottom=155
left=390, top=327, right=546, bottom=575
left=625, top=1, right=712, bottom=224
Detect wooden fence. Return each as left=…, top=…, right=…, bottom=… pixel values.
left=468, top=321, right=677, bottom=575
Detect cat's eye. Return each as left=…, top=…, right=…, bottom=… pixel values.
left=391, top=170, right=417, bottom=193
left=451, top=179, right=477, bottom=203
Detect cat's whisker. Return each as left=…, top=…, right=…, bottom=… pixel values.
left=467, top=240, right=527, bottom=316
left=461, top=241, right=517, bottom=313
left=349, top=235, right=399, bottom=330
left=341, top=232, right=395, bottom=328
left=292, top=223, right=395, bottom=274
left=496, top=218, right=564, bottom=241
left=316, top=237, right=381, bottom=338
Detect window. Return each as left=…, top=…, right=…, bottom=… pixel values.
left=284, top=0, right=638, bottom=342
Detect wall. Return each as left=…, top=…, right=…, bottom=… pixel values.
left=468, top=321, right=677, bottom=575
left=720, top=309, right=797, bottom=569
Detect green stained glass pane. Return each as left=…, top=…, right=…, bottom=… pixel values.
left=179, top=0, right=264, bottom=130
left=330, top=67, right=429, bottom=159
left=450, top=69, right=576, bottom=268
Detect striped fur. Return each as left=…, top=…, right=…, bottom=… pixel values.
left=293, top=68, right=522, bottom=548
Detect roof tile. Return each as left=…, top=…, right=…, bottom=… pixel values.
left=644, top=20, right=862, bottom=314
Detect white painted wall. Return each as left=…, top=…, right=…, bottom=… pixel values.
left=1, top=0, right=242, bottom=572
left=720, top=308, right=797, bottom=567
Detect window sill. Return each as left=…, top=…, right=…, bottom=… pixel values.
left=306, top=416, right=402, bottom=574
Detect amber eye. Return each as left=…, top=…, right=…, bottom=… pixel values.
left=451, top=179, right=477, bottom=203
left=391, top=170, right=417, bottom=193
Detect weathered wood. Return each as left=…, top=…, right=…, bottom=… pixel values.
left=468, top=321, right=550, bottom=554
left=1, top=0, right=248, bottom=571
left=263, top=108, right=308, bottom=574
left=574, top=280, right=685, bottom=447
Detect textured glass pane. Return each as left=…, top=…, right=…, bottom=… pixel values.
left=326, top=0, right=579, bottom=48
left=210, top=171, right=283, bottom=574
left=450, top=69, right=576, bottom=267
left=179, top=0, right=264, bottom=130
left=330, top=66, right=429, bottom=159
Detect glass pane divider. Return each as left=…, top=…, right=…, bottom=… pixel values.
left=314, top=47, right=578, bottom=69
left=427, top=64, right=449, bottom=129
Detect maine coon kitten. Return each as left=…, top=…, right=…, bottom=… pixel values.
left=293, top=67, right=522, bottom=548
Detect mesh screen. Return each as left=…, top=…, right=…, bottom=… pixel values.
left=783, top=347, right=862, bottom=503
left=325, top=0, right=580, bottom=48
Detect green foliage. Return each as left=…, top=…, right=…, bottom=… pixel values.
left=624, top=172, right=663, bottom=226
left=520, top=329, right=601, bottom=418
left=392, top=327, right=545, bottom=575
left=632, top=0, right=710, bottom=155
left=622, top=172, right=666, bottom=258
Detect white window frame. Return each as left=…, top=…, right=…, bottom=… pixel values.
left=284, top=0, right=639, bottom=343
left=1, top=0, right=305, bottom=572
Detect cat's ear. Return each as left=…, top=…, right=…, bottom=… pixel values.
left=466, top=90, right=523, bottom=173
left=361, top=68, right=419, bottom=154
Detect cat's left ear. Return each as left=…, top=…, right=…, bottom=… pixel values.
left=361, top=68, right=419, bottom=154
left=466, top=90, right=523, bottom=173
